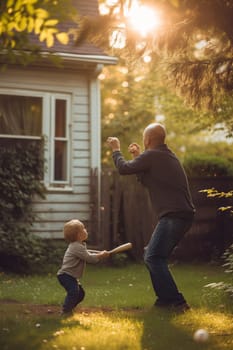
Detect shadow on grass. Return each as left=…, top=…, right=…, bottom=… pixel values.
left=138, top=306, right=233, bottom=350
left=0, top=303, right=63, bottom=350
left=0, top=303, right=233, bottom=350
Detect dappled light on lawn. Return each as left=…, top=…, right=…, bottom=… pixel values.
left=0, top=265, right=232, bottom=349
left=43, top=312, right=143, bottom=350
left=173, top=308, right=233, bottom=349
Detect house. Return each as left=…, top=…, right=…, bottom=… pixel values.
left=0, top=0, right=117, bottom=245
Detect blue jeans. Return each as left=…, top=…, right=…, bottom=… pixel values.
left=57, top=273, right=85, bottom=313
left=144, top=215, right=193, bottom=305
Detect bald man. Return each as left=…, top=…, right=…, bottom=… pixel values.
left=107, top=123, right=195, bottom=312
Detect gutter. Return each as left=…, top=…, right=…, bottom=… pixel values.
left=41, top=51, right=118, bottom=65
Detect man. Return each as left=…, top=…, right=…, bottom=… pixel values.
left=107, top=123, right=195, bottom=311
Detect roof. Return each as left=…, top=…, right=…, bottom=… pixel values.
left=32, top=0, right=117, bottom=65
left=74, top=0, right=99, bottom=17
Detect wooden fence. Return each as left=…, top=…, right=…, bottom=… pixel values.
left=98, top=170, right=233, bottom=261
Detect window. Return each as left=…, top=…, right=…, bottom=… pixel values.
left=0, top=94, right=42, bottom=137
left=0, top=90, right=71, bottom=188
left=51, top=96, right=70, bottom=185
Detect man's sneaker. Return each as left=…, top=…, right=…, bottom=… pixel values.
left=60, top=310, right=73, bottom=318
left=172, top=302, right=190, bottom=313
left=154, top=299, right=171, bottom=307
left=154, top=299, right=190, bottom=312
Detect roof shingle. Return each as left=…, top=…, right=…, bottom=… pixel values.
left=31, top=0, right=114, bottom=61
left=73, top=0, right=99, bottom=17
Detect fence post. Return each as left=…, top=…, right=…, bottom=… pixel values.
left=100, top=169, right=112, bottom=250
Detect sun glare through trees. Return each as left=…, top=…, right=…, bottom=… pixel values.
left=99, top=0, right=162, bottom=48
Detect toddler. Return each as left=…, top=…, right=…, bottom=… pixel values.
left=57, top=219, right=109, bottom=316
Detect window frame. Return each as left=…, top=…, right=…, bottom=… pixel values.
left=0, top=88, right=44, bottom=140
left=0, top=89, right=72, bottom=189
left=50, top=94, right=71, bottom=187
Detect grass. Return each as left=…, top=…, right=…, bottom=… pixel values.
left=0, top=262, right=232, bottom=350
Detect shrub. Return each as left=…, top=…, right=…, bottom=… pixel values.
left=0, top=140, right=50, bottom=272
left=183, top=153, right=233, bottom=177
left=223, top=244, right=233, bottom=276
left=205, top=244, right=233, bottom=298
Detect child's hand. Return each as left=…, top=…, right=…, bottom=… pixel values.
left=98, top=250, right=110, bottom=259
left=128, top=143, right=141, bottom=158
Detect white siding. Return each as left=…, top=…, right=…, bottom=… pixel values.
left=0, top=66, right=100, bottom=239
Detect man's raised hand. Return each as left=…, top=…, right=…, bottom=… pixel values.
left=106, top=137, right=121, bottom=152
left=128, top=143, right=141, bottom=158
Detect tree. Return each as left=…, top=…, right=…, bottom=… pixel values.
left=79, top=0, right=233, bottom=134
left=101, top=59, right=156, bottom=164
left=148, top=0, right=233, bottom=131
left=100, top=56, right=226, bottom=166
left=0, top=0, right=70, bottom=65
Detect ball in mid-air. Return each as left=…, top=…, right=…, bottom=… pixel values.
left=193, top=329, right=209, bottom=342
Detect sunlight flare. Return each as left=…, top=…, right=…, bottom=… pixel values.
left=126, top=2, right=162, bottom=37
left=100, top=0, right=162, bottom=48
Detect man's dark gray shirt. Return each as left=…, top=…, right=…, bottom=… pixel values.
left=112, top=144, right=195, bottom=219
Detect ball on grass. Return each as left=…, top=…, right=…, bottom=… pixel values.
left=193, top=329, right=209, bottom=343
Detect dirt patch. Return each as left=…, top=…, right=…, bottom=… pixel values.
left=0, top=299, right=119, bottom=316
left=0, top=299, right=60, bottom=316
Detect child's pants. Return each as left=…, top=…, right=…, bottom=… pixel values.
left=57, top=273, right=85, bottom=313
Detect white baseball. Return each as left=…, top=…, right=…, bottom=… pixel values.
left=193, top=329, right=209, bottom=342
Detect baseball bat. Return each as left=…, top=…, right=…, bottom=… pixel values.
left=108, top=242, right=132, bottom=254
left=88, top=242, right=132, bottom=255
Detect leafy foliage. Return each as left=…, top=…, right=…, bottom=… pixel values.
left=159, top=0, right=233, bottom=105
left=85, top=1, right=233, bottom=133
left=101, top=60, right=209, bottom=165
left=197, top=167, right=233, bottom=284
left=0, top=140, right=52, bottom=272
left=200, top=188, right=233, bottom=200
left=101, top=62, right=157, bottom=164
left=205, top=244, right=233, bottom=297
left=120, top=1, right=233, bottom=108
left=223, top=244, right=233, bottom=275
left=183, top=153, right=233, bottom=177
left=101, top=59, right=233, bottom=166
left=0, top=0, right=71, bottom=65
left=199, top=188, right=233, bottom=216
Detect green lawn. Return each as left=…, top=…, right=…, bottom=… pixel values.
left=0, top=263, right=232, bottom=350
